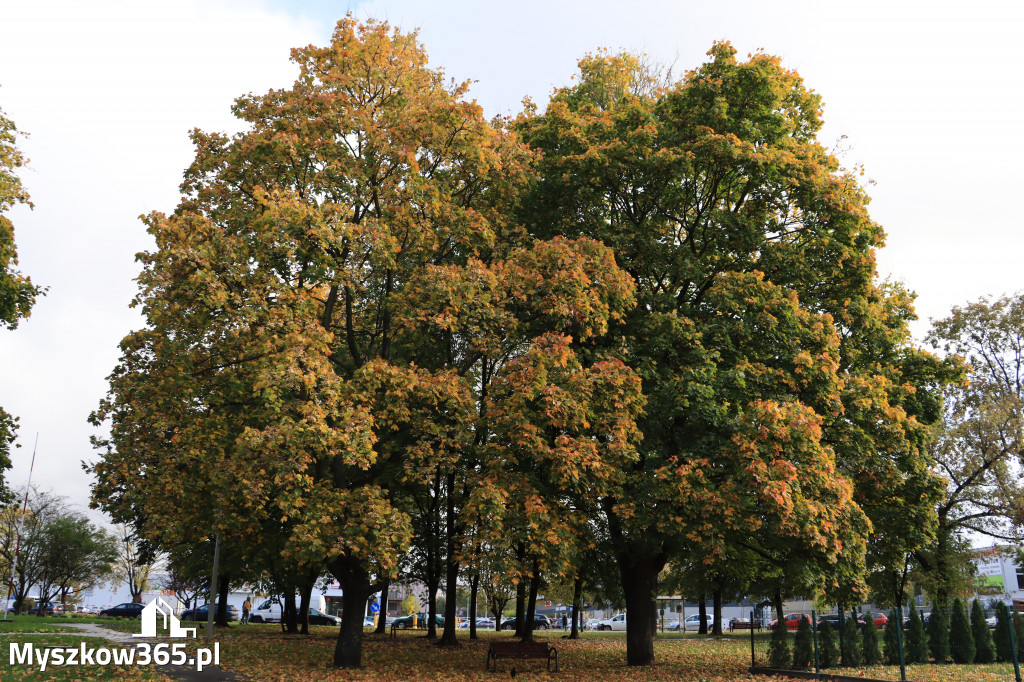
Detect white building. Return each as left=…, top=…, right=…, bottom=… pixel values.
left=973, top=545, right=1024, bottom=611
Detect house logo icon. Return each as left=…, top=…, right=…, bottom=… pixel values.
left=134, top=597, right=197, bottom=638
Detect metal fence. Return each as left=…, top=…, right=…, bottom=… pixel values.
left=750, top=602, right=1024, bottom=682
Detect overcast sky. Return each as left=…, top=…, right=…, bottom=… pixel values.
left=1, top=0, right=1022, bottom=521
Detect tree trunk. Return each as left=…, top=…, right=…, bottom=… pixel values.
left=712, top=589, right=723, bottom=635
left=215, top=573, right=230, bottom=627
left=698, top=596, right=708, bottom=635
left=283, top=592, right=298, bottom=634
left=514, top=571, right=526, bottom=637
left=523, top=564, right=540, bottom=643
left=569, top=574, right=582, bottom=639
left=437, top=555, right=461, bottom=646
left=469, top=572, right=479, bottom=640
left=425, top=579, right=439, bottom=639
left=437, top=472, right=461, bottom=647
left=374, top=581, right=390, bottom=635
left=620, top=554, right=664, bottom=666
left=773, top=589, right=784, bottom=627
left=299, top=583, right=313, bottom=635
left=330, top=558, right=371, bottom=668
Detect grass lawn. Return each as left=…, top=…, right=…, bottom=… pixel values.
left=0, top=633, right=170, bottom=681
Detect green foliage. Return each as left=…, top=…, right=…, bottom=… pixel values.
left=401, top=594, right=418, bottom=616
left=927, top=604, right=950, bottom=663
left=818, top=619, right=839, bottom=668
left=971, top=598, right=995, bottom=664
left=767, top=620, right=790, bottom=669
left=948, top=597, right=974, bottom=664
left=993, top=601, right=1014, bottom=663
left=1013, top=612, right=1024, bottom=663
left=883, top=608, right=901, bottom=665
left=906, top=606, right=929, bottom=664
left=791, top=615, right=813, bottom=669
left=840, top=612, right=862, bottom=667
left=861, top=612, right=881, bottom=665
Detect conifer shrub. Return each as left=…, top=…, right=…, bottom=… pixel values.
left=841, top=611, right=862, bottom=667
left=906, top=606, right=928, bottom=664
left=819, top=619, right=840, bottom=668
left=883, top=608, right=901, bottom=665
left=927, top=604, right=950, bottom=663
left=993, top=601, right=1014, bottom=663
left=862, top=612, right=881, bottom=665
left=792, top=615, right=813, bottom=669
left=768, top=619, right=790, bottom=669
left=971, top=599, right=995, bottom=664
left=948, top=598, right=975, bottom=664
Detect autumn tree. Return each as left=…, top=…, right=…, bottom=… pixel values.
left=516, top=45, right=949, bottom=666
left=90, top=16, right=638, bottom=668
left=0, top=104, right=43, bottom=499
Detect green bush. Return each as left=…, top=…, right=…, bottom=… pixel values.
left=993, top=601, right=1014, bottom=663
left=883, top=608, right=901, bottom=665
left=971, top=599, right=995, bottom=664
left=768, top=620, right=790, bottom=669
left=841, top=611, right=862, bottom=667
left=948, top=598, right=974, bottom=664
left=927, top=604, right=950, bottom=663
left=862, top=612, right=881, bottom=665
left=792, top=616, right=813, bottom=669
left=819, top=619, right=840, bottom=668
left=1013, top=612, right=1024, bottom=663
left=906, top=606, right=928, bottom=664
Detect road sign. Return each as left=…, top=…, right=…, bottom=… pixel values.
left=370, top=602, right=380, bottom=613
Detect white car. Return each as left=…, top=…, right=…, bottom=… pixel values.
left=681, top=614, right=718, bottom=631
left=596, top=613, right=627, bottom=631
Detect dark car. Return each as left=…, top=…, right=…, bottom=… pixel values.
left=500, top=614, right=550, bottom=631
left=180, top=604, right=239, bottom=622
left=307, top=608, right=340, bottom=626
left=99, top=602, right=145, bottom=618
left=392, top=612, right=444, bottom=629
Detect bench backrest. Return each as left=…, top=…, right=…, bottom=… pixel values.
left=489, top=642, right=550, bottom=655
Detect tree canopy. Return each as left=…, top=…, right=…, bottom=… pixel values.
left=90, top=22, right=954, bottom=670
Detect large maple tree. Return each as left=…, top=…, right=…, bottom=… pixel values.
left=91, top=18, right=638, bottom=667
left=516, top=45, right=951, bottom=665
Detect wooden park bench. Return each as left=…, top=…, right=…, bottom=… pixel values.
left=486, top=641, right=559, bottom=673
left=729, top=619, right=762, bottom=632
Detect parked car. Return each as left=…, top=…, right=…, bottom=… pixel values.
left=596, top=613, right=626, bottom=631
left=500, top=614, right=551, bottom=630
left=180, top=604, right=239, bottom=622
left=681, top=614, right=718, bottom=631
left=99, top=602, right=145, bottom=618
left=309, top=608, right=341, bottom=626
left=769, top=613, right=812, bottom=630
left=392, top=612, right=444, bottom=629
left=858, top=612, right=888, bottom=628
left=363, top=616, right=375, bottom=627
left=816, top=614, right=843, bottom=630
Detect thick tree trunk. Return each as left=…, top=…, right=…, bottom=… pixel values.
left=299, top=583, right=312, bottom=635
left=712, top=589, right=723, bottom=635
left=437, top=555, right=461, bottom=646
left=514, top=572, right=526, bottom=637
left=283, top=592, right=298, bottom=634
left=523, top=565, right=540, bottom=643
left=698, top=596, right=708, bottom=634
left=569, top=575, right=582, bottom=639
left=330, top=559, right=371, bottom=668
left=374, top=581, right=390, bottom=635
left=620, top=555, right=664, bottom=666
left=215, top=573, right=231, bottom=627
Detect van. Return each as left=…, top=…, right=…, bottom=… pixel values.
left=249, top=595, right=327, bottom=623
